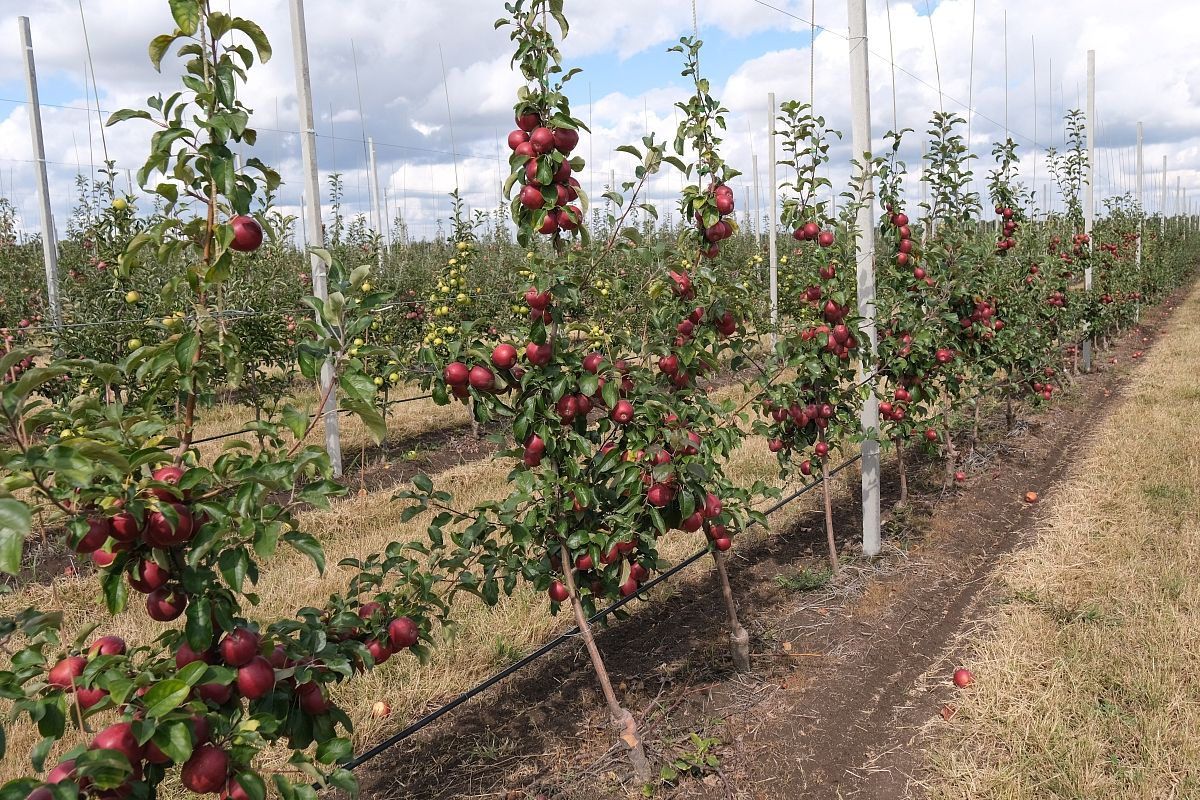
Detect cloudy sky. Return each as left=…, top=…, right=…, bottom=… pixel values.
left=0, top=0, right=1196, bottom=244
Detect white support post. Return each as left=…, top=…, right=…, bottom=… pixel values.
left=848, top=0, right=880, bottom=558
left=1136, top=122, right=1143, bottom=311
left=752, top=153, right=763, bottom=247
left=368, top=136, right=384, bottom=267
left=1082, top=50, right=1095, bottom=372
left=289, top=0, right=343, bottom=477
left=18, top=17, right=62, bottom=328
left=767, top=94, right=779, bottom=343
left=1161, top=155, right=1167, bottom=235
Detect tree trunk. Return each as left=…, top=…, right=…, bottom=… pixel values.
left=560, top=548, right=652, bottom=781
left=711, top=550, right=750, bottom=672
left=820, top=460, right=841, bottom=576
left=942, top=408, right=958, bottom=490
left=895, top=437, right=908, bottom=507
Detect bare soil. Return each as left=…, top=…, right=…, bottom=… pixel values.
left=348, top=293, right=1186, bottom=800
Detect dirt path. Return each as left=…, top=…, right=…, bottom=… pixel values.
left=352, top=295, right=1185, bottom=800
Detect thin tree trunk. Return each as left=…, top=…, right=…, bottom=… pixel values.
left=942, top=408, right=958, bottom=490
left=820, top=460, right=841, bottom=576
left=1005, top=394, right=1015, bottom=431
left=712, top=550, right=750, bottom=672
left=560, top=548, right=652, bottom=781
left=895, top=437, right=908, bottom=507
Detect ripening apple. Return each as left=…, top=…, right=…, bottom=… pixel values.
left=48, top=656, right=87, bottom=689
left=529, top=127, right=555, bottom=154
left=388, top=616, right=420, bottom=649
left=468, top=365, right=495, bottom=392
left=952, top=668, right=973, bottom=688
left=646, top=483, right=674, bottom=508
left=297, top=681, right=330, bottom=714
left=220, top=627, right=261, bottom=667
left=91, top=721, right=144, bottom=765
left=519, top=184, right=545, bottom=210
left=526, top=341, right=553, bottom=366
left=88, top=635, right=127, bottom=658
left=146, top=587, right=187, bottom=621
left=229, top=215, right=263, bottom=253
left=443, top=362, right=469, bottom=386
left=548, top=580, right=569, bottom=603
left=76, top=517, right=113, bottom=553
left=553, top=127, right=580, bottom=153
left=610, top=399, right=634, bottom=424
left=181, top=744, right=229, bottom=794
left=235, top=656, right=276, bottom=700
left=150, top=465, right=185, bottom=500
left=491, top=344, right=518, bottom=370
left=372, top=701, right=392, bottom=718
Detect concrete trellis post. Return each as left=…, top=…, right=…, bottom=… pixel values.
left=18, top=17, right=62, bottom=328
left=289, top=0, right=343, bottom=477
left=368, top=136, right=384, bottom=267
left=1082, top=50, right=1095, bottom=372
left=848, top=0, right=881, bottom=558
left=1136, top=122, right=1143, bottom=317
left=752, top=153, right=763, bottom=247
left=767, top=94, right=779, bottom=343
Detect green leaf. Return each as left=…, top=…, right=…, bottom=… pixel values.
left=106, top=109, right=153, bottom=126
left=283, top=532, right=325, bottom=575
left=0, top=498, right=31, bottom=576
left=151, top=721, right=194, bottom=764
left=168, top=0, right=201, bottom=34
left=340, top=397, right=386, bottom=444
left=100, top=563, right=129, bottom=615
left=142, top=680, right=191, bottom=718
left=230, top=18, right=272, bottom=63
left=148, top=35, right=179, bottom=71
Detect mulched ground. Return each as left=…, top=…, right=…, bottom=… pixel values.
left=346, top=293, right=1186, bottom=800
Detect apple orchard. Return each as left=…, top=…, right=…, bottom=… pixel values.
left=0, top=0, right=1193, bottom=797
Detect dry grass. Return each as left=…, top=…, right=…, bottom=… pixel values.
left=921, top=287, right=1200, bottom=799
left=1, top=369, right=853, bottom=786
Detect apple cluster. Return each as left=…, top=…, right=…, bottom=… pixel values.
left=790, top=219, right=835, bottom=249
left=994, top=204, right=1020, bottom=252
left=696, top=184, right=737, bottom=259
left=509, top=111, right=583, bottom=236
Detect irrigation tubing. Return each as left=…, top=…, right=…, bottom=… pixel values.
left=339, top=450, right=863, bottom=773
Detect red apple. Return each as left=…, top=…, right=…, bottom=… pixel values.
left=88, top=636, right=126, bottom=658
left=48, top=656, right=87, bottom=690
left=506, top=129, right=529, bottom=150
left=519, top=184, right=545, bottom=210
left=529, top=127, right=555, bottom=154
left=176, top=640, right=217, bottom=670
left=443, top=362, right=469, bottom=386
left=181, top=744, right=229, bottom=794
left=523, top=434, right=546, bottom=467
left=548, top=580, right=569, bottom=603
left=144, top=503, right=194, bottom=547
left=552, top=127, right=579, bottom=153
left=77, top=517, right=112, bottom=553
left=91, top=721, right=144, bottom=765
left=491, top=344, right=518, bottom=370
left=149, top=465, right=185, bottom=500
left=128, top=559, right=169, bottom=593
left=229, top=216, right=263, bottom=253
left=220, top=627, right=261, bottom=667
left=646, top=483, right=674, bottom=508
left=388, top=616, right=419, bottom=649
left=953, top=667, right=973, bottom=688
left=468, top=365, right=495, bottom=392
left=235, top=656, right=275, bottom=700
left=146, top=587, right=187, bottom=621
left=516, top=111, right=540, bottom=132
left=296, top=682, right=329, bottom=714
left=610, top=399, right=634, bottom=424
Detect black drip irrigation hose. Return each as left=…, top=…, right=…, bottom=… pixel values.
left=339, top=451, right=864, bottom=773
